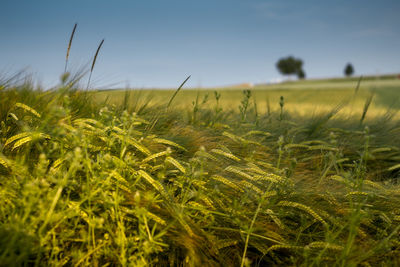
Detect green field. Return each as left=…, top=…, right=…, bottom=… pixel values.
left=1, top=75, right=400, bottom=266
left=95, top=75, right=400, bottom=116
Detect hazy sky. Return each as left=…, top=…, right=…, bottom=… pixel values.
left=1, top=0, right=399, bottom=88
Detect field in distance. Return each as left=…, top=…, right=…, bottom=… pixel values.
left=95, top=74, right=400, bottom=118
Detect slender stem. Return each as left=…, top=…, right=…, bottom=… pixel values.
left=166, top=75, right=191, bottom=109
left=65, top=23, right=77, bottom=73
left=241, top=200, right=263, bottom=267
left=87, top=39, right=104, bottom=89
left=240, top=186, right=273, bottom=267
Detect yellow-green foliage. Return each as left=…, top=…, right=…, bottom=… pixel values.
left=0, top=78, right=400, bottom=266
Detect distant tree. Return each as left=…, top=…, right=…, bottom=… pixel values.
left=297, top=69, right=306, bottom=79
left=344, top=63, right=354, bottom=77
left=276, top=56, right=304, bottom=80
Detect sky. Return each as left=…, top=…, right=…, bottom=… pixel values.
left=0, top=0, right=399, bottom=89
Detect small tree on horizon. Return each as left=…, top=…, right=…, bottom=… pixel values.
left=276, top=56, right=304, bottom=80
left=297, top=69, right=306, bottom=79
left=344, top=63, right=354, bottom=77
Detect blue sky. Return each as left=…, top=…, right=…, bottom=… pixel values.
left=1, top=0, right=399, bottom=88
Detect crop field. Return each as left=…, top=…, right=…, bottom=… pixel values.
left=95, top=75, right=400, bottom=117
left=1, top=74, right=400, bottom=266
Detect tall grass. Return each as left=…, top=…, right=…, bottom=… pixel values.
left=1, top=73, right=399, bottom=266
left=64, top=23, right=77, bottom=73
left=87, top=39, right=105, bottom=89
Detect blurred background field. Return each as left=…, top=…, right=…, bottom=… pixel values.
left=94, top=74, right=400, bottom=118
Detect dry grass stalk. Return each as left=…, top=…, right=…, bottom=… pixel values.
left=64, top=23, right=77, bottom=73
left=87, top=39, right=105, bottom=89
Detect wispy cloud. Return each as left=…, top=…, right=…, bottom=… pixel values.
left=355, top=27, right=397, bottom=38
left=251, top=2, right=293, bottom=21
left=250, top=2, right=320, bottom=21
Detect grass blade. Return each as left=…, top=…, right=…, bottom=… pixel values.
left=166, top=75, right=191, bottom=109
left=87, top=39, right=105, bottom=89
left=64, top=23, right=77, bottom=73
left=146, top=75, right=191, bottom=133
left=354, top=75, right=363, bottom=94
left=360, top=92, right=374, bottom=125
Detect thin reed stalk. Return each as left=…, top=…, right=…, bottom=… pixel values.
left=87, top=39, right=104, bottom=89
left=241, top=188, right=272, bottom=267
left=354, top=75, right=363, bottom=95
left=360, top=92, right=374, bottom=125
left=64, top=23, right=77, bottom=73
left=166, top=75, right=191, bottom=109
left=350, top=75, right=363, bottom=112
left=146, top=75, right=190, bottom=134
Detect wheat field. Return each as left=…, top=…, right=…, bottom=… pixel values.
left=0, top=73, right=400, bottom=266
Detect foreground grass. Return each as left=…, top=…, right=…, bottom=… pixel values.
left=1, top=77, right=400, bottom=266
